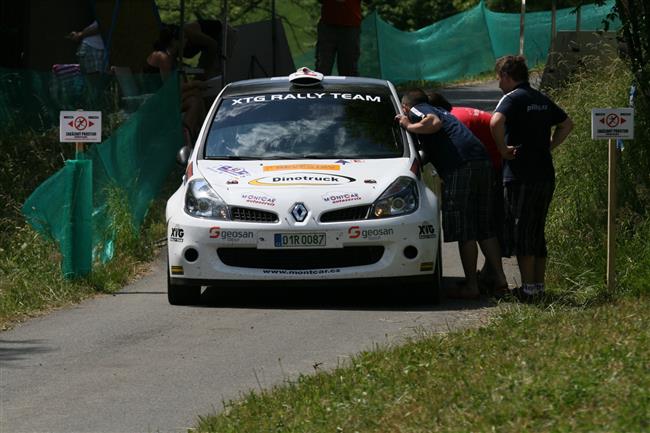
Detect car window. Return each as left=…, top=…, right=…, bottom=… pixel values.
left=204, top=91, right=403, bottom=159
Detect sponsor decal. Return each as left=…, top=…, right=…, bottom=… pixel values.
left=322, top=191, right=362, bottom=204
left=262, top=268, right=341, bottom=275
left=419, top=224, right=436, bottom=239
left=249, top=172, right=355, bottom=186
left=208, top=165, right=250, bottom=178
left=241, top=192, right=276, bottom=207
left=263, top=164, right=340, bottom=172
left=231, top=93, right=382, bottom=105
left=209, top=226, right=255, bottom=241
left=170, top=226, right=184, bottom=243
left=171, top=265, right=184, bottom=275
left=335, top=159, right=350, bottom=165
left=420, top=262, right=434, bottom=272
left=348, top=226, right=394, bottom=240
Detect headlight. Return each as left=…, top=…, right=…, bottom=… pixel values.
left=185, top=178, right=230, bottom=220
left=369, top=176, right=419, bottom=218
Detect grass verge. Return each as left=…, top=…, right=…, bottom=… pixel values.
left=0, top=177, right=174, bottom=330
left=195, top=297, right=650, bottom=433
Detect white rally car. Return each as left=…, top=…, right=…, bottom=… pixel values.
left=166, top=68, right=441, bottom=305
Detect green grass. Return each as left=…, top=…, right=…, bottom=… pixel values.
left=195, top=298, right=650, bottom=432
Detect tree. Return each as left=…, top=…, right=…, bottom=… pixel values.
left=603, top=0, right=650, bottom=102
left=363, top=0, right=458, bottom=31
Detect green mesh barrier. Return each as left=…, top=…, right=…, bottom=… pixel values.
left=22, top=73, right=183, bottom=277
left=293, top=0, right=619, bottom=84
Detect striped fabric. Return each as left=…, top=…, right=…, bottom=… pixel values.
left=441, top=159, right=495, bottom=243
left=503, top=181, right=555, bottom=257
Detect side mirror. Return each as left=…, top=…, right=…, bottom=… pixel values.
left=176, top=145, right=191, bottom=166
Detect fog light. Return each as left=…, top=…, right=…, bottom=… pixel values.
left=184, top=248, right=199, bottom=262
left=403, top=246, right=418, bottom=259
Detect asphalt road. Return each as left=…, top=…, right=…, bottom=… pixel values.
left=0, top=80, right=518, bottom=433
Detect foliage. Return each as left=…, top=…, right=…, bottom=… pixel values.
left=363, top=0, right=458, bottom=31
left=546, top=57, right=650, bottom=302
left=605, top=0, right=650, bottom=103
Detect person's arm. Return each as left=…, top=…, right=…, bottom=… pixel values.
left=396, top=113, right=442, bottom=134
left=69, top=21, right=100, bottom=42
left=550, top=116, right=573, bottom=151
left=489, top=112, right=515, bottom=160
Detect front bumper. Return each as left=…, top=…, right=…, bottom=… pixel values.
left=167, top=208, right=440, bottom=282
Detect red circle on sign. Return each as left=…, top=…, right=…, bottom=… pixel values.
left=74, top=116, right=88, bottom=130
left=605, top=113, right=619, bottom=128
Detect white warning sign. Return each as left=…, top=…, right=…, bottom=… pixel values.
left=59, top=111, right=102, bottom=143
left=591, top=108, right=634, bottom=140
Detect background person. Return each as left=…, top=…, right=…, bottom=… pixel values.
left=67, top=20, right=106, bottom=105
left=427, top=92, right=506, bottom=295
left=397, top=88, right=508, bottom=299
left=315, top=0, right=362, bottom=76
left=490, top=55, right=573, bottom=299
left=144, top=26, right=208, bottom=146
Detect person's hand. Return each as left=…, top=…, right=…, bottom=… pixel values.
left=501, top=145, right=516, bottom=160
left=67, top=31, right=82, bottom=42
left=394, top=114, right=409, bottom=129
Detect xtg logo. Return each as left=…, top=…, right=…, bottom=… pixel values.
left=170, top=227, right=184, bottom=242
left=348, top=226, right=394, bottom=239
left=419, top=224, right=436, bottom=239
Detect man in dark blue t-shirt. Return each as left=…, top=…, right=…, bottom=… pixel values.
left=397, top=88, right=509, bottom=299
left=490, top=55, right=573, bottom=299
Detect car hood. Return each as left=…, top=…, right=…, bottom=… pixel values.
left=194, top=158, right=413, bottom=209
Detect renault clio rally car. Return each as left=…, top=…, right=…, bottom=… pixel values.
left=166, top=68, right=442, bottom=305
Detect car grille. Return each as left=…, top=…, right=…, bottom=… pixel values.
left=320, top=205, right=371, bottom=222
left=217, top=246, right=384, bottom=269
left=230, top=207, right=278, bottom=223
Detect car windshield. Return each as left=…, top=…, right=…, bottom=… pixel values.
left=204, top=90, right=404, bottom=159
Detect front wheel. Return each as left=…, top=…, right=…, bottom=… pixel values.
left=414, top=241, right=443, bottom=304
left=167, top=256, right=201, bottom=305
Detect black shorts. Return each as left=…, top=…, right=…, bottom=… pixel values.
left=503, top=181, right=555, bottom=257
left=441, top=160, right=495, bottom=243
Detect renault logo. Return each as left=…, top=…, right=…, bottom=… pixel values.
left=291, top=203, right=308, bottom=222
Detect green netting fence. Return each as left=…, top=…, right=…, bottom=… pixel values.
left=20, top=73, right=182, bottom=278
left=295, top=0, right=620, bottom=83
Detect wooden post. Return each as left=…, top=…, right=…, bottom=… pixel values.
left=519, top=0, right=526, bottom=56
left=551, top=0, right=557, bottom=52
left=607, top=138, right=617, bottom=291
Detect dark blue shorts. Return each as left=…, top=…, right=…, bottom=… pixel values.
left=503, top=181, right=555, bottom=257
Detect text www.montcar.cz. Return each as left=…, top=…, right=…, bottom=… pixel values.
left=262, top=269, right=341, bottom=275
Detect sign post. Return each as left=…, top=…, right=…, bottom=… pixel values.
left=591, top=108, right=634, bottom=291
left=59, top=110, right=102, bottom=278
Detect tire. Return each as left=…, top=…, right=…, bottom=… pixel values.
left=167, top=256, right=201, bottom=305
left=415, top=239, right=443, bottom=305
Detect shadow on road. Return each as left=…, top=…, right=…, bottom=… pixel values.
left=0, top=339, right=52, bottom=366
left=178, top=275, right=497, bottom=312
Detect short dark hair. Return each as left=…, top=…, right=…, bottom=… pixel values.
left=401, top=88, right=429, bottom=107
left=426, top=92, right=452, bottom=111
left=495, top=55, right=529, bottom=82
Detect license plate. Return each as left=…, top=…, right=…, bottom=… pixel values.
left=273, top=232, right=326, bottom=248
